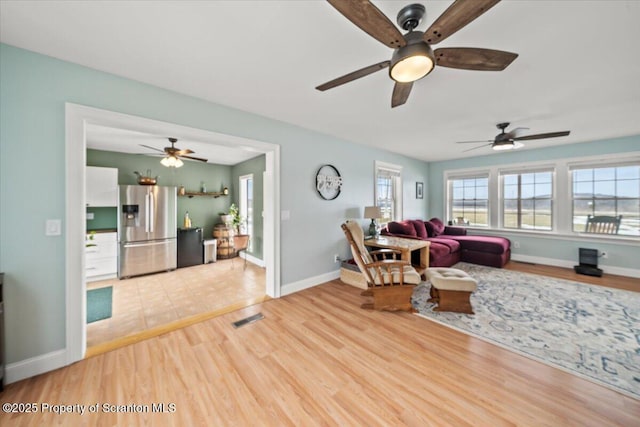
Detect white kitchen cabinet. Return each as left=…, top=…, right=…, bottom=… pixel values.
left=86, top=166, right=118, bottom=207
left=86, top=232, right=117, bottom=281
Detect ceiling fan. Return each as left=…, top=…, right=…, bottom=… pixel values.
left=457, top=122, right=571, bottom=152
left=141, top=137, right=208, bottom=168
left=316, top=0, right=518, bottom=107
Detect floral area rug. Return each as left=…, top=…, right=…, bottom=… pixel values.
left=412, top=262, right=640, bottom=399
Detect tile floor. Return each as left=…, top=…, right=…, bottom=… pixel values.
left=86, top=258, right=266, bottom=347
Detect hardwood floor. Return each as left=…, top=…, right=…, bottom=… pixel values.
left=3, top=263, right=639, bottom=426
left=505, top=260, right=639, bottom=292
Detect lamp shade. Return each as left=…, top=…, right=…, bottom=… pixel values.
left=364, top=206, right=383, bottom=219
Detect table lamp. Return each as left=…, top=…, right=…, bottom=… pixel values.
left=363, top=206, right=383, bottom=237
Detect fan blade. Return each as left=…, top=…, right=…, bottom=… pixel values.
left=140, top=144, right=165, bottom=153
left=316, top=60, right=390, bottom=91
left=181, top=155, right=208, bottom=163
left=175, top=149, right=195, bottom=156
left=424, top=0, right=501, bottom=45
left=456, top=139, right=493, bottom=144
left=434, top=48, right=518, bottom=71
left=391, top=82, right=413, bottom=108
left=513, top=131, right=570, bottom=141
left=505, top=127, right=529, bottom=139
left=327, top=0, right=405, bottom=49
left=463, top=143, right=493, bottom=152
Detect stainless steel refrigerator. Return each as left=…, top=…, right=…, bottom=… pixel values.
left=118, top=185, right=177, bottom=278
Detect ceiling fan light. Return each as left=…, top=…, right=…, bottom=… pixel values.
left=390, top=38, right=435, bottom=83
left=492, top=141, right=514, bottom=151
left=161, top=155, right=183, bottom=168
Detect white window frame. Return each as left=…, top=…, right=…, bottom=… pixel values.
left=374, top=160, right=403, bottom=223
left=446, top=172, right=490, bottom=227
left=569, top=161, right=640, bottom=236
left=239, top=174, right=253, bottom=250
left=442, top=151, right=640, bottom=241
left=499, top=167, right=555, bottom=231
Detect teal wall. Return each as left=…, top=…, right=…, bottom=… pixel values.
left=428, top=135, right=640, bottom=270
left=87, top=149, right=234, bottom=238
left=231, top=155, right=266, bottom=260
left=86, top=207, right=117, bottom=231
left=0, top=43, right=429, bottom=365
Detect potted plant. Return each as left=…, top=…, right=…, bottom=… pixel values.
left=219, top=203, right=244, bottom=232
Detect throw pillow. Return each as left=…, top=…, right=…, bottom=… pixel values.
left=424, top=220, right=436, bottom=237
left=387, top=220, right=417, bottom=237
left=428, top=217, right=445, bottom=236
left=409, top=219, right=428, bottom=239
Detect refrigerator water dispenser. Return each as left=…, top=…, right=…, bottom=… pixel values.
left=122, top=204, right=139, bottom=227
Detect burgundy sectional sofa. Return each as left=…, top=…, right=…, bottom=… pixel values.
left=381, top=218, right=511, bottom=268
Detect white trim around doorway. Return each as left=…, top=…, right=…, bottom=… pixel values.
left=64, top=103, right=281, bottom=366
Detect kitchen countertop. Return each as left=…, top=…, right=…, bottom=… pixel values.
left=87, top=228, right=117, bottom=234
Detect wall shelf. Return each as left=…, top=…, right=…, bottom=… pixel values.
left=180, top=191, right=227, bottom=199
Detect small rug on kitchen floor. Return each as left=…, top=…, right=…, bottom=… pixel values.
left=412, top=262, right=640, bottom=399
left=87, top=286, right=113, bottom=323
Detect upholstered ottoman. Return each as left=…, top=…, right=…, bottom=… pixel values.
left=426, top=268, right=477, bottom=314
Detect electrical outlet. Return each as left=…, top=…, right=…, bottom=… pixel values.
left=333, top=254, right=340, bottom=263
left=601, top=251, right=608, bottom=259
left=513, top=241, right=520, bottom=249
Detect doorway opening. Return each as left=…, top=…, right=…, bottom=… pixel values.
left=66, top=103, right=280, bottom=363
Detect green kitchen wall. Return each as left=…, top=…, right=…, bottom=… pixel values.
left=85, top=149, right=267, bottom=260
left=85, top=207, right=117, bottom=231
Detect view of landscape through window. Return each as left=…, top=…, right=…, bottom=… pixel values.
left=502, top=171, right=553, bottom=231
left=572, top=165, right=640, bottom=236
left=450, top=177, right=488, bottom=226
left=448, top=162, right=639, bottom=236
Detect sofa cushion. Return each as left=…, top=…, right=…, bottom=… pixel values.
left=428, top=237, right=461, bottom=254
left=450, top=235, right=510, bottom=254
left=428, top=217, right=446, bottom=236
left=387, top=220, right=417, bottom=237
left=410, top=220, right=428, bottom=239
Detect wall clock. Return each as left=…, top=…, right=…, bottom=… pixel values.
left=315, top=164, right=343, bottom=200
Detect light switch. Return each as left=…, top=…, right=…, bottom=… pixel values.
left=281, top=210, right=290, bottom=221
left=46, top=219, right=62, bottom=236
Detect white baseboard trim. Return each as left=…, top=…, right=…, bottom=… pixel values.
left=510, top=254, right=640, bottom=278
left=281, top=270, right=341, bottom=296
left=239, top=252, right=265, bottom=268
left=5, top=349, right=67, bottom=385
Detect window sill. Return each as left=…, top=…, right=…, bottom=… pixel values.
left=462, top=226, right=639, bottom=246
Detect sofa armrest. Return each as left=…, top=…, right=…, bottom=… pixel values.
left=444, top=226, right=467, bottom=236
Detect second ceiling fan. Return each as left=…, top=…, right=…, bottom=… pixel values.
left=316, top=0, right=518, bottom=107
left=457, top=122, right=571, bottom=152
left=141, top=137, right=208, bottom=168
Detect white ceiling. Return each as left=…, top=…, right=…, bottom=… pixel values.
left=85, top=123, right=263, bottom=166
left=2, top=1, right=640, bottom=162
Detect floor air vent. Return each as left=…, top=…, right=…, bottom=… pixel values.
left=232, top=313, right=264, bottom=328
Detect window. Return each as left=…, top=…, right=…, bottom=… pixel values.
left=571, top=164, right=640, bottom=236
left=375, top=161, right=402, bottom=223
left=239, top=174, right=253, bottom=250
left=447, top=175, right=489, bottom=226
left=502, top=170, right=553, bottom=231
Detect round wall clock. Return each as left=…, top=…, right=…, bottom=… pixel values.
left=315, top=164, right=343, bottom=200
